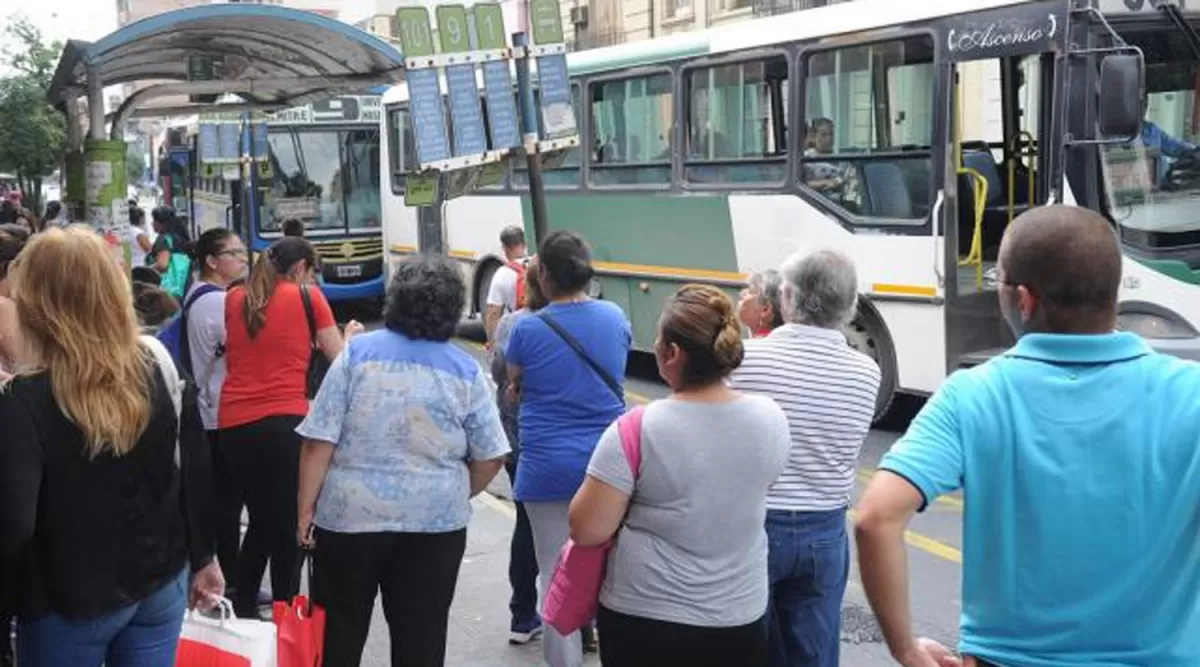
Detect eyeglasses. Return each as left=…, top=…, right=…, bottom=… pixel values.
left=217, top=248, right=248, bottom=258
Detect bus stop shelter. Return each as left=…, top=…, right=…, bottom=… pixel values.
left=46, top=3, right=406, bottom=226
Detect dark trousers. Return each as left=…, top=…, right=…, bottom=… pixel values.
left=506, top=456, right=539, bottom=624
left=312, top=527, right=467, bottom=667
left=765, top=508, right=849, bottom=667
left=207, top=429, right=244, bottom=586
left=597, top=605, right=767, bottom=667
left=217, top=415, right=303, bottom=618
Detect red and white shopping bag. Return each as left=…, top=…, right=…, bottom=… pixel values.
left=176, top=599, right=278, bottom=667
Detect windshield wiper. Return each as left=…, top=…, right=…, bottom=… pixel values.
left=1153, top=0, right=1200, bottom=61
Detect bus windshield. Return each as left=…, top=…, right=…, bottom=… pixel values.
left=1100, top=26, right=1200, bottom=246
left=263, top=127, right=381, bottom=234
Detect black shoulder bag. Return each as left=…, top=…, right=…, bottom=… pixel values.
left=537, top=312, right=625, bottom=405
left=299, top=285, right=331, bottom=399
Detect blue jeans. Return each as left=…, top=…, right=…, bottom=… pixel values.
left=18, top=569, right=188, bottom=667
left=765, top=508, right=849, bottom=667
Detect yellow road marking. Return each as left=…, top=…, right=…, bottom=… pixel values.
left=847, top=509, right=962, bottom=564
left=624, top=389, right=651, bottom=405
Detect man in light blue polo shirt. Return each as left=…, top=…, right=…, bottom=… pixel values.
left=855, top=205, right=1200, bottom=667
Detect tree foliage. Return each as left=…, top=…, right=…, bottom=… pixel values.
left=0, top=17, right=65, bottom=215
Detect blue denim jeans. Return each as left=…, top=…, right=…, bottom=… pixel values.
left=18, top=569, right=188, bottom=667
left=764, top=508, right=849, bottom=667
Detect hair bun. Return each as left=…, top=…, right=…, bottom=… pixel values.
left=711, top=311, right=745, bottom=370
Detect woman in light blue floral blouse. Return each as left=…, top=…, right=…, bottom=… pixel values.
left=295, top=254, right=509, bottom=667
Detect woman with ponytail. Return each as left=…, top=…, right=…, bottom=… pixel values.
left=567, top=284, right=791, bottom=667
left=218, top=236, right=361, bottom=618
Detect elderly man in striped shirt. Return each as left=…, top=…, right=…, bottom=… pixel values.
left=730, top=249, right=881, bottom=667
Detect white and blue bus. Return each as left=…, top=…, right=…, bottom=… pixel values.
left=176, top=94, right=385, bottom=303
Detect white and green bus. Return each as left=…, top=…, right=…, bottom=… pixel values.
left=380, top=0, right=1200, bottom=419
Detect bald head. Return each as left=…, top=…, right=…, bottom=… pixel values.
left=998, top=205, right=1121, bottom=334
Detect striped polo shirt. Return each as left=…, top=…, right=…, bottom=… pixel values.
left=730, top=323, right=880, bottom=511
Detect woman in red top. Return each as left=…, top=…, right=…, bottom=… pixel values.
left=218, top=237, right=360, bottom=618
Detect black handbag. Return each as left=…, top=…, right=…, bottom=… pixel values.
left=299, top=284, right=330, bottom=399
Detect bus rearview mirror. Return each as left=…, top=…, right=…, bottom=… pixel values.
left=1098, top=54, right=1143, bottom=140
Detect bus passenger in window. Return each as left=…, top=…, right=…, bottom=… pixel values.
left=801, top=118, right=849, bottom=200
left=802, top=119, right=843, bottom=195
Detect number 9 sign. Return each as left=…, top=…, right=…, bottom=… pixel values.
left=436, top=5, right=472, bottom=54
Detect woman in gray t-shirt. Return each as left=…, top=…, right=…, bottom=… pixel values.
left=569, top=284, right=790, bottom=666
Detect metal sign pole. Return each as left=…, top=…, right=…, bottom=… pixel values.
left=513, top=30, right=550, bottom=251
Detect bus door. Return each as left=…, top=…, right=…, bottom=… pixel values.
left=935, top=1, right=1067, bottom=370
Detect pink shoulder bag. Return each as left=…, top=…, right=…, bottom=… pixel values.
left=542, top=406, right=645, bottom=635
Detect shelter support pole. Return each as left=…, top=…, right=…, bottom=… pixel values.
left=83, top=63, right=129, bottom=254
left=87, top=66, right=105, bottom=141
left=513, top=31, right=549, bottom=250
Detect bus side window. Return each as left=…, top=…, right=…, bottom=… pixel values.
left=589, top=73, right=673, bottom=188
left=513, top=85, right=583, bottom=189
left=685, top=55, right=789, bottom=185
left=387, top=107, right=416, bottom=195
left=800, top=36, right=935, bottom=223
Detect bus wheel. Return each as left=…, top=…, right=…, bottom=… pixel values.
left=843, top=302, right=898, bottom=424
left=474, top=261, right=500, bottom=318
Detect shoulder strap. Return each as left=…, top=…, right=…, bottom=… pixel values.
left=181, top=283, right=220, bottom=313
left=537, top=311, right=624, bottom=404
left=616, top=405, right=646, bottom=480
left=299, top=284, right=317, bottom=347
left=177, top=283, right=221, bottom=376
left=141, top=335, right=183, bottom=465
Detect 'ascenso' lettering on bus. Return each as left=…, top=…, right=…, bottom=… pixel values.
left=947, top=13, right=1058, bottom=55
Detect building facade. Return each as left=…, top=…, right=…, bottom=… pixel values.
left=567, top=0, right=849, bottom=50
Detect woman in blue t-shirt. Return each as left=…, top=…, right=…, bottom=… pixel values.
left=505, top=230, right=632, bottom=667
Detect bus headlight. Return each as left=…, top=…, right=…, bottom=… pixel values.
left=1117, top=310, right=1198, bottom=340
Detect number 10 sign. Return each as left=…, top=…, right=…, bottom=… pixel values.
left=395, top=2, right=521, bottom=170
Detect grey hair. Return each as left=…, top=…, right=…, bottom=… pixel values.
left=780, top=249, right=859, bottom=329
left=747, top=269, right=785, bottom=329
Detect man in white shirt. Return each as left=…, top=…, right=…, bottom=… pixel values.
left=485, top=225, right=528, bottom=342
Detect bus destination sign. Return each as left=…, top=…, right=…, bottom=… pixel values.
left=267, top=95, right=382, bottom=125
